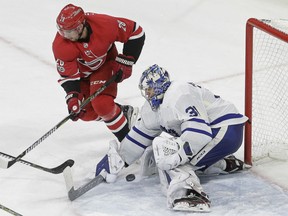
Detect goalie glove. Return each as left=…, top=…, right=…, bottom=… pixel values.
left=95, top=140, right=125, bottom=183
left=152, top=136, right=194, bottom=170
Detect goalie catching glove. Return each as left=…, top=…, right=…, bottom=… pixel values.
left=65, top=91, right=85, bottom=121
left=95, top=140, right=125, bottom=183
left=112, top=54, right=135, bottom=83
left=152, top=136, right=194, bottom=170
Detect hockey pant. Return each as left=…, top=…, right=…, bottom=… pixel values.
left=76, top=61, right=130, bottom=141
left=190, top=123, right=244, bottom=168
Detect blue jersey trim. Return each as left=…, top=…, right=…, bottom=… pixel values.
left=182, top=128, right=213, bottom=137
left=133, top=126, right=155, bottom=140
left=210, top=113, right=244, bottom=126
left=126, top=134, right=148, bottom=149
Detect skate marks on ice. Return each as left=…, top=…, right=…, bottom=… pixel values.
left=72, top=171, right=288, bottom=216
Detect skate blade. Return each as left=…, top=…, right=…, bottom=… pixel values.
left=243, top=163, right=252, bottom=169
left=173, top=202, right=211, bottom=212
left=130, top=107, right=139, bottom=128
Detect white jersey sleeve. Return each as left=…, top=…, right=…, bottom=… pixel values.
left=161, top=81, right=248, bottom=153
left=119, top=102, right=162, bottom=165
left=161, top=82, right=213, bottom=153
left=119, top=81, right=248, bottom=164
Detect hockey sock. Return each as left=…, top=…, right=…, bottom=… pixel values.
left=105, top=110, right=129, bottom=142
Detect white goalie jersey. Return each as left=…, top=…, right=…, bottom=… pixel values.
left=119, top=81, right=248, bottom=164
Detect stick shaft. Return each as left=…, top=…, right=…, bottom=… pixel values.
left=0, top=73, right=118, bottom=169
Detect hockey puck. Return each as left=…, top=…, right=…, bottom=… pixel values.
left=126, top=174, right=135, bottom=182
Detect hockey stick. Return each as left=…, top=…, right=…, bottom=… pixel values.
left=0, top=152, right=74, bottom=174
left=0, top=203, right=23, bottom=216
left=63, top=166, right=104, bottom=201
left=0, top=73, right=119, bottom=169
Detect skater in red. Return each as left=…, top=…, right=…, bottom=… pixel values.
left=52, top=4, right=145, bottom=141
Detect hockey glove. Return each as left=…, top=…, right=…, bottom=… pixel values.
left=152, top=136, right=193, bottom=170
left=95, top=140, right=125, bottom=183
left=65, top=91, right=85, bottom=121
left=112, top=54, right=135, bottom=83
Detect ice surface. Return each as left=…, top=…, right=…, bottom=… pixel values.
left=1, top=0, right=288, bottom=215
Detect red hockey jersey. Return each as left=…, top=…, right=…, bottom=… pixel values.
left=52, top=13, right=144, bottom=87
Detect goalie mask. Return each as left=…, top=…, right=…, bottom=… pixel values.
left=139, top=64, right=171, bottom=111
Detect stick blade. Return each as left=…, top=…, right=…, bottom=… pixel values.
left=63, top=166, right=75, bottom=192
left=51, top=159, right=74, bottom=174
left=68, top=175, right=104, bottom=201
left=0, top=158, right=9, bottom=169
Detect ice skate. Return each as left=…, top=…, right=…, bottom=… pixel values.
left=173, top=190, right=211, bottom=212
left=121, top=105, right=139, bottom=130
left=199, top=155, right=249, bottom=175
left=223, top=155, right=245, bottom=173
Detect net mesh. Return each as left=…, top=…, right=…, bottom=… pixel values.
left=252, top=19, right=288, bottom=162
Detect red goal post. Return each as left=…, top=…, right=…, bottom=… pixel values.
left=245, top=18, right=288, bottom=165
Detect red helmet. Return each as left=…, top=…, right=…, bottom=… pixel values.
left=56, top=4, right=85, bottom=30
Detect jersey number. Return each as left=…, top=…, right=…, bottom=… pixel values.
left=186, top=106, right=200, bottom=117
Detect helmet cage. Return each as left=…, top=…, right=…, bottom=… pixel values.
left=139, top=64, right=171, bottom=110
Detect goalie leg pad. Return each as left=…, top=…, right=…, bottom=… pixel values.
left=158, top=163, right=210, bottom=211
left=139, top=145, right=158, bottom=177
left=95, top=140, right=125, bottom=183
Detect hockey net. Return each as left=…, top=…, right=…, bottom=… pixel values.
left=245, top=18, right=288, bottom=165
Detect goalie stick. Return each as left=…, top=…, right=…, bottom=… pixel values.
left=63, top=166, right=104, bottom=201
left=0, top=152, right=74, bottom=174
left=0, top=72, right=119, bottom=169
left=0, top=203, right=23, bottom=216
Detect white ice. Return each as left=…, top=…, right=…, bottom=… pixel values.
left=1, top=0, right=288, bottom=216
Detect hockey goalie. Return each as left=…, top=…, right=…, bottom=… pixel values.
left=96, top=64, right=248, bottom=212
